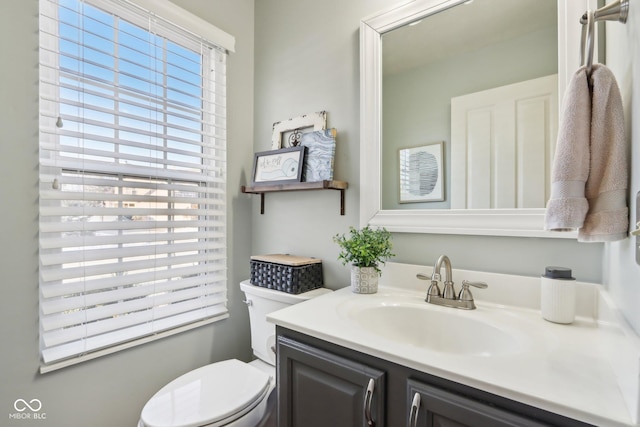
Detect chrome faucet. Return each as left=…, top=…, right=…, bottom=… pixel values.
left=417, top=255, right=487, bottom=310
left=434, top=254, right=455, bottom=299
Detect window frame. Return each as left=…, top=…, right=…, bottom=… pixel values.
left=38, top=0, right=234, bottom=373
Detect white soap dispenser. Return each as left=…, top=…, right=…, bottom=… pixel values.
left=541, top=266, right=576, bottom=324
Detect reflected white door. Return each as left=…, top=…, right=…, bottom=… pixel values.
left=451, top=74, right=558, bottom=209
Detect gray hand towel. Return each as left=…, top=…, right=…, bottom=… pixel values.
left=545, top=64, right=628, bottom=242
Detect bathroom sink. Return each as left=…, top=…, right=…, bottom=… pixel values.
left=340, top=298, right=526, bottom=356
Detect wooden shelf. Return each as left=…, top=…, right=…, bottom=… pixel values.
left=241, top=180, right=348, bottom=215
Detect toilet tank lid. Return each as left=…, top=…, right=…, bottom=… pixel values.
left=140, top=359, right=270, bottom=427
left=240, top=280, right=332, bottom=304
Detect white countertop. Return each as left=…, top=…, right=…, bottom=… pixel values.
left=266, top=263, right=640, bottom=427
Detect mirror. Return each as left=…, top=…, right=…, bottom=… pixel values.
left=360, top=0, right=588, bottom=237
left=382, top=0, right=557, bottom=210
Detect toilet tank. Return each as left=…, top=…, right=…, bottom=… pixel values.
left=240, top=281, right=332, bottom=365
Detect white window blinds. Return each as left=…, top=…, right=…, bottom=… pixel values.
left=39, top=0, right=230, bottom=370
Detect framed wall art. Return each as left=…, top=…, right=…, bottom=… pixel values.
left=398, top=141, right=444, bottom=203
left=299, top=128, right=336, bottom=182
left=271, top=111, right=327, bottom=149
left=251, top=146, right=306, bottom=185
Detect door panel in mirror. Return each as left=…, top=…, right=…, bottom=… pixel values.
left=451, top=74, right=558, bottom=209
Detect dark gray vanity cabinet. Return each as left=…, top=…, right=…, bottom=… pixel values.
left=277, top=335, right=385, bottom=427
left=276, top=327, right=595, bottom=427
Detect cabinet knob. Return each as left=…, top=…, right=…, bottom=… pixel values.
left=363, top=378, right=376, bottom=427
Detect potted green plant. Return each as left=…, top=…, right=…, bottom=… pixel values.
left=333, top=226, right=395, bottom=294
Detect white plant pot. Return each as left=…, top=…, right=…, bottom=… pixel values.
left=351, top=265, right=379, bottom=294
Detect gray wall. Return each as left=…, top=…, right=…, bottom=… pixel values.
left=253, top=0, right=604, bottom=294
left=0, top=1, right=254, bottom=426
left=252, top=0, right=396, bottom=288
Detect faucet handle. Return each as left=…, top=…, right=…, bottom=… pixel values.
left=462, top=280, right=488, bottom=289
left=458, top=280, right=488, bottom=302
left=417, top=273, right=441, bottom=299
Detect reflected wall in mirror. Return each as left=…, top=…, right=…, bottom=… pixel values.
left=360, top=0, right=587, bottom=237
left=381, top=0, right=558, bottom=210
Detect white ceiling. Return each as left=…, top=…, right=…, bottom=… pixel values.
left=382, top=0, right=558, bottom=76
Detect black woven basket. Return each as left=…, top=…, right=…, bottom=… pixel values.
left=250, top=259, right=323, bottom=294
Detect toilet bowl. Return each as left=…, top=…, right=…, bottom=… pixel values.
left=138, top=281, right=331, bottom=427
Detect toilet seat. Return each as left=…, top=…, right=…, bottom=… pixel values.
left=139, top=359, right=271, bottom=427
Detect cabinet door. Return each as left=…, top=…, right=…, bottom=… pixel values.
left=277, top=336, right=385, bottom=427
left=407, top=380, right=548, bottom=427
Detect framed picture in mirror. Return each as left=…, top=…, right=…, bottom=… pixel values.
left=398, top=141, right=444, bottom=203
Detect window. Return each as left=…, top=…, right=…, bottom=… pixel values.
left=38, top=0, right=234, bottom=371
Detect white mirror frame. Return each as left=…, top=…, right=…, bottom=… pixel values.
left=360, top=0, right=597, bottom=238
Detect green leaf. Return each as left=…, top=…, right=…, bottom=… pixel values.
left=333, top=226, right=395, bottom=273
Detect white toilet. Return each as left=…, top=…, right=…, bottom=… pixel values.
left=138, top=281, right=331, bottom=427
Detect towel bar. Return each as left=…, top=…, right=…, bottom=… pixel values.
left=579, top=0, right=629, bottom=75
left=580, top=0, right=629, bottom=25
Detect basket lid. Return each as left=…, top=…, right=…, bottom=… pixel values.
left=250, top=254, right=322, bottom=266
